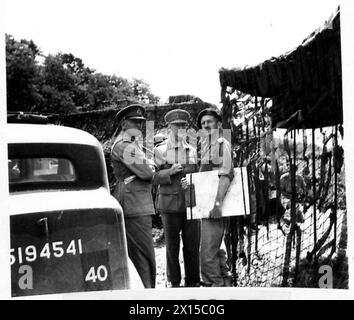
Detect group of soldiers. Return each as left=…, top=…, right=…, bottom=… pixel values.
left=110, top=104, right=234, bottom=288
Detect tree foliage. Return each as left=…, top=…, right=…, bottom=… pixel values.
left=6, top=34, right=42, bottom=112
left=6, top=34, right=160, bottom=114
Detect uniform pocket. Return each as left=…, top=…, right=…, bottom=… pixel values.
left=157, top=190, right=184, bottom=213
left=122, top=180, right=154, bottom=216
left=124, top=179, right=152, bottom=192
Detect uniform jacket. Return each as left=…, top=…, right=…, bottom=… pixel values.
left=154, top=134, right=198, bottom=213
left=111, top=132, right=155, bottom=218
left=199, top=131, right=234, bottom=180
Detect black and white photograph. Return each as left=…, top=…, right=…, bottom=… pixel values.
left=0, top=0, right=353, bottom=301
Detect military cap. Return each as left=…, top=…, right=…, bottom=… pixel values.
left=115, top=104, right=146, bottom=123
left=197, top=108, right=222, bottom=128
left=164, top=109, right=190, bottom=125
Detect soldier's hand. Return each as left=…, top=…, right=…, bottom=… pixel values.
left=169, top=163, right=183, bottom=176
left=180, top=177, right=189, bottom=190
left=209, top=204, right=223, bottom=219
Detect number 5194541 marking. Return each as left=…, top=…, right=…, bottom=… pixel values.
left=10, top=239, right=83, bottom=265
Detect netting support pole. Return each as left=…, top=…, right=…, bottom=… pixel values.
left=246, top=119, right=249, bottom=141
left=290, top=129, right=297, bottom=284
left=260, top=97, right=265, bottom=132
left=254, top=96, right=258, bottom=254
left=281, top=130, right=296, bottom=287
left=230, top=217, right=238, bottom=286
left=312, top=128, right=317, bottom=263
left=255, top=95, right=260, bottom=146
left=333, top=125, right=338, bottom=251
left=294, top=225, right=301, bottom=284
left=252, top=117, right=256, bottom=139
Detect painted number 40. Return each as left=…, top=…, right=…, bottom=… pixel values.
left=85, top=265, right=108, bottom=283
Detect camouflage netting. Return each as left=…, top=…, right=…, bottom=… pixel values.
left=220, top=8, right=341, bottom=130
left=220, top=7, right=347, bottom=288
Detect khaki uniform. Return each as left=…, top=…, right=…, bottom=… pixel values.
left=154, top=135, right=201, bottom=286
left=111, top=131, right=156, bottom=288
left=199, top=132, right=234, bottom=287
left=154, top=137, right=198, bottom=212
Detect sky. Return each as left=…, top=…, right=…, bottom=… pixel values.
left=4, top=0, right=341, bottom=106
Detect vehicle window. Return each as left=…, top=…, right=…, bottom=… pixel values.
left=9, top=158, right=76, bottom=184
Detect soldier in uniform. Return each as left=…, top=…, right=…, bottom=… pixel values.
left=194, top=108, right=234, bottom=287
left=111, top=104, right=156, bottom=288
left=154, top=109, right=201, bottom=288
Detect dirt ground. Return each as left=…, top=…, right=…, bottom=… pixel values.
left=152, top=227, right=229, bottom=288
left=153, top=228, right=168, bottom=288
left=154, top=242, right=167, bottom=288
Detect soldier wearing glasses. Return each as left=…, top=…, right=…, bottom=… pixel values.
left=111, top=104, right=156, bottom=288
left=154, top=109, right=201, bottom=288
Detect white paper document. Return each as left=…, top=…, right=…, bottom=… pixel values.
left=186, top=167, right=250, bottom=220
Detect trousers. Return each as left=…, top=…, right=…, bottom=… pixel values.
left=161, top=211, right=200, bottom=285
left=200, top=218, right=226, bottom=287
left=124, top=215, right=156, bottom=288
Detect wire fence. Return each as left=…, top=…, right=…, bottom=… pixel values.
left=227, top=209, right=347, bottom=288
left=223, top=93, right=348, bottom=289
